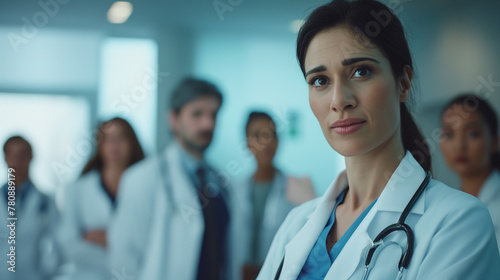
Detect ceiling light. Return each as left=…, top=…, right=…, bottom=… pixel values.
left=107, top=1, right=133, bottom=24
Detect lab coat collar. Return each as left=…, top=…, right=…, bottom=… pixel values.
left=478, top=169, right=500, bottom=205
left=375, top=150, right=427, bottom=215
left=281, top=170, right=347, bottom=277
left=281, top=150, right=427, bottom=279
left=173, top=139, right=204, bottom=175
left=324, top=150, right=427, bottom=215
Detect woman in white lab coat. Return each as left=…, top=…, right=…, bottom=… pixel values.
left=257, top=0, right=500, bottom=279
left=57, top=117, right=144, bottom=280
left=232, top=112, right=316, bottom=280
left=440, top=94, right=500, bottom=252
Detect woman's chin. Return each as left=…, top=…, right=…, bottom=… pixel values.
left=329, top=142, right=370, bottom=158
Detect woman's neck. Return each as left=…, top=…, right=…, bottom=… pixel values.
left=254, top=164, right=275, bottom=183
left=101, top=164, right=127, bottom=196
left=344, top=132, right=405, bottom=211
left=460, top=168, right=491, bottom=197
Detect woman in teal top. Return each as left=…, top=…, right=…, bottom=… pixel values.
left=257, top=0, right=500, bottom=279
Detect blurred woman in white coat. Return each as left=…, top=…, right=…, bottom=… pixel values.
left=257, top=0, right=500, bottom=279
left=440, top=94, right=500, bottom=252
left=233, top=112, right=316, bottom=280
left=57, top=117, right=144, bottom=280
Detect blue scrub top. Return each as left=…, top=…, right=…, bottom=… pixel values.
left=298, top=189, right=377, bottom=279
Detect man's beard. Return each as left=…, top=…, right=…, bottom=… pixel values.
left=181, top=131, right=213, bottom=154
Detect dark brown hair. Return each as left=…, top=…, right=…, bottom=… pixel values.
left=82, top=117, right=144, bottom=175
left=3, top=136, right=32, bottom=157
left=170, top=77, right=223, bottom=114
left=296, top=0, right=431, bottom=172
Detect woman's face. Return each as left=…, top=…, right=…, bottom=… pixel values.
left=247, top=117, right=278, bottom=166
left=440, top=108, right=496, bottom=176
left=100, top=122, right=132, bottom=166
left=304, top=26, right=410, bottom=157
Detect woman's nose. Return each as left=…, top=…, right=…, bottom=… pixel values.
left=329, top=82, right=357, bottom=112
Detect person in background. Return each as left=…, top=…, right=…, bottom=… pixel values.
left=0, top=136, right=59, bottom=280
left=440, top=94, right=500, bottom=251
left=109, top=78, right=233, bottom=280
left=57, top=117, right=144, bottom=280
left=232, top=111, right=316, bottom=280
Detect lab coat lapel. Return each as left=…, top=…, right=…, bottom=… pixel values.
left=375, top=151, right=426, bottom=214
left=280, top=171, right=348, bottom=279
left=325, top=151, right=427, bottom=279
left=166, top=143, right=204, bottom=224
left=163, top=144, right=204, bottom=279
left=478, top=170, right=500, bottom=205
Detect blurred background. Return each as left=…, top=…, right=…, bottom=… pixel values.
left=1, top=0, right=499, bottom=197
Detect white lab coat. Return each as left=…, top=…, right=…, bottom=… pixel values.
left=108, top=143, right=234, bottom=280
left=258, top=151, right=500, bottom=280
left=478, top=169, right=500, bottom=252
left=0, top=181, right=59, bottom=280
left=57, top=170, right=114, bottom=280
left=230, top=169, right=295, bottom=279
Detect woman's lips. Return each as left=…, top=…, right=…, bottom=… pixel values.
left=331, top=120, right=366, bottom=135
left=455, top=156, right=468, bottom=163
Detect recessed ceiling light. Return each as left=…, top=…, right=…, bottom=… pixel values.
left=107, top=1, right=133, bottom=24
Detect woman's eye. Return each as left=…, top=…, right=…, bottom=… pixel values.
left=467, top=131, right=481, bottom=138
left=440, top=131, right=452, bottom=139
left=310, top=77, right=329, bottom=88
left=353, top=65, right=372, bottom=78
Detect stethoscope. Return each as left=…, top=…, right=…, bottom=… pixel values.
left=274, top=171, right=432, bottom=280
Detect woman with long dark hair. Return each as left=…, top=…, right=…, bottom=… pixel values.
left=440, top=94, right=500, bottom=251
left=257, top=0, right=499, bottom=279
left=57, top=117, right=144, bottom=280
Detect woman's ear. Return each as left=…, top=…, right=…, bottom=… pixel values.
left=399, top=65, right=413, bottom=103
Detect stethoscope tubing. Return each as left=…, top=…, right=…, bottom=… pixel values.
left=273, top=171, right=432, bottom=280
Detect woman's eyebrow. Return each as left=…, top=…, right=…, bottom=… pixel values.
left=305, top=65, right=327, bottom=77
left=341, top=57, right=380, bottom=66
left=305, top=57, right=380, bottom=77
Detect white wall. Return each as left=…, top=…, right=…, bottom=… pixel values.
left=0, top=27, right=102, bottom=93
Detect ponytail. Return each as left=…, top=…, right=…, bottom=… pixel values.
left=400, top=103, right=432, bottom=173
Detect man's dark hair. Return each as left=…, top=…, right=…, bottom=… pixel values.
left=170, top=77, right=223, bottom=114
left=3, top=136, right=32, bottom=157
